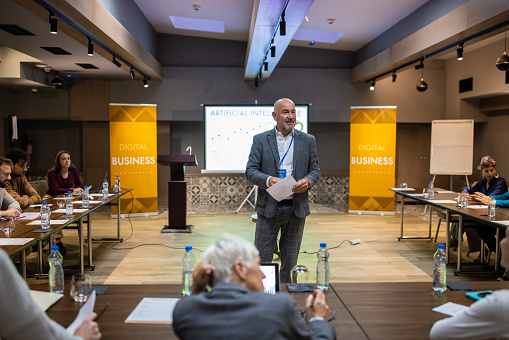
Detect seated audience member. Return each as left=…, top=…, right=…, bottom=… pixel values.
left=172, top=234, right=336, bottom=340
left=46, top=150, right=83, bottom=198
left=45, top=150, right=83, bottom=255
left=429, top=234, right=509, bottom=339
left=0, top=157, right=21, bottom=219
left=4, top=148, right=42, bottom=208
left=0, top=248, right=101, bottom=340
left=451, top=156, right=507, bottom=257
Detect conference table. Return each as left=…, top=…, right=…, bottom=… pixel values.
left=390, top=188, right=509, bottom=274
left=32, top=281, right=509, bottom=339
left=0, top=188, right=132, bottom=278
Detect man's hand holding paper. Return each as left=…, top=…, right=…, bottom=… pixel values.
left=266, top=175, right=297, bottom=201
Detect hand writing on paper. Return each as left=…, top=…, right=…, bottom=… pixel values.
left=2, top=208, right=21, bottom=219
left=292, top=179, right=309, bottom=193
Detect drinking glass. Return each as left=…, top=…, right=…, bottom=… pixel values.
left=422, top=188, right=429, bottom=199
left=57, top=195, right=66, bottom=209
left=70, top=273, right=92, bottom=303
left=291, top=265, right=310, bottom=284
left=400, top=183, right=408, bottom=189
left=1, top=219, right=15, bottom=234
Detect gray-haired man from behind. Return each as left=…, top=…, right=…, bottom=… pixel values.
left=172, top=234, right=336, bottom=340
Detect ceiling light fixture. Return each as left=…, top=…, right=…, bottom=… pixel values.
left=496, top=31, right=509, bottom=71
left=305, top=16, right=309, bottom=22
left=130, top=67, right=136, bottom=80
left=309, top=41, right=316, bottom=46
left=369, top=80, right=375, bottom=91
left=49, top=13, right=57, bottom=34
left=392, top=72, right=397, bottom=82
left=87, top=37, right=94, bottom=56
left=457, top=43, right=464, bottom=60
left=112, top=55, right=121, bottom=67
left=264, top=62, right=268, bottom=71
left=51, top=71, right=64, bottom=89
left=327, top=18, right=335, bottom=25
left=416, top=60, right=428, bottom=92
left=280, top=10, right=286, bottom=36
left=192, top=4, right=201, bottom=11
left=143, top=79, right=149, bottom=88
left=270, top=45, right=276, bottom=57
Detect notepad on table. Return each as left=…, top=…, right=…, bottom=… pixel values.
left=125, top=297, right=179, bottom=324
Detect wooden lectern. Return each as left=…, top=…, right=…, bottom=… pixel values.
left=157, top=154, right=198, bottom=233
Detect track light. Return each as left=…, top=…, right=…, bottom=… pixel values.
left=415, top=60, right=424, bottom=70
left=112, top=55, right=121, bottom=68
left=369, top=80, right=375, bottom=91
left=496, top=31, right=509, bottom=71
left=271, top=46, right=276, bottom=57
left=457, top=43, right=463, bottom=60
left=280, top=10, right=286, bottom=36
left=264, top=62, right=268, bottom=71
left=392, top=72, right=397, bottom=82
left=255, top=76, right=259, bottom=88
left=87, top=37, right=94, bottom=56
left=49, top=13, right=57, bottom=34
left=143, top=79, right=148, bottom=88
left=51, top=71, right=64, bottom=89
left=130, top=67, right=136, bottom=80
left=416, top=63, right=428, bottom=92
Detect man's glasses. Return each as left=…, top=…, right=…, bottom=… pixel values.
left=18, top=163, right=29, bottom=170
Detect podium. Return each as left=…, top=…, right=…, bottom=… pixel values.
left=157, top=154, right=198, bottom=233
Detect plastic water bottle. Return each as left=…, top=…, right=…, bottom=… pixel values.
left=488, top=193, right=496, bottom=217
left=49, top=245, right=64, bottom=294
left=460, top=187, right=469, bottom=209
left=82, top=186, right=90, bottom=208
left=65, top=191, right=73, bottom=216
left=316, top=242, right=330, bottom=290
left=433, top=244, right=447, bottom=292
left=40, top=200, right=50, bottom=230
left=115, top=175, right=121, bottom=193
left=182, top=245, right=195, bottom=296
left=428, top=180, right=434, bottom=199
left=102, top=179, right=109, bottom=199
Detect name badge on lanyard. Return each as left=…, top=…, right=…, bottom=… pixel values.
left=278, top=169, right=286, bottom=179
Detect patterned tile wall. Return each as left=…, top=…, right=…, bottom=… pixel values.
left=186, top=175, right=349, bottom=213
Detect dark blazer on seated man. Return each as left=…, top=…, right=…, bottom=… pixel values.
left=172, top=234, right=335, bottom=340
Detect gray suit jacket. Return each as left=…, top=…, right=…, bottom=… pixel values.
left=246, top=129, right=320, bottom=219
left=173, top=282, right=335, bottom=340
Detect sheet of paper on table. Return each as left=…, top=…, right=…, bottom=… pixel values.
left=437, top=190, right=456, bottom=194
left=266, top=175, right=297, bottom=202
left=125, top=297, right=180, bottom=324
left=28, top=219, right=69, bottom=225
left=429, top=200, right=457, bottom=204
left=467, top=205, right=488, bottom=209
left=432, top=302, right=468, bottom=316
left=495, top=220, right=509, bottom=226
left=390, top=188, right=415, bottom=191
left=74, top=200, right=102, bottom=204
left=30, top=290, right=63, bottom=311
left=14, top=212, right=41, bottom=220
left=30, top=204, right=53, bottom=208
left=0, top=238, right=34, bottom=246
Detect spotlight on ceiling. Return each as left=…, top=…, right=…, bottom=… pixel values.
left=415, top=60, right=424, bottom=70
left=143, top=79, right=149, bottom=88
left=130, top=67, right=136, bottom=80
left=112, top=55, right=121, bottom=68
left=270, top=46, right=276, bottom=57
left=392, top=72, right=397, bottom=82
left=369, top=80, right=375, bottom=91
left=255, top=76, right=259, bottom=88
left=49, top=13, right=57, bottom=34
left=280, top=10, right=286, bottom=36
left=457, top=43, right=464, bottom=60
left=309, top=41, right=316, bottom=46
left=87, top=37, right=94, bottom=56
left=51, top=71, right=64, bottom=89
left=264, top=62, right=268, bottom=71
left=496, top=31, right=509, bottom=71
left=416, top=61, right=428, bottom=92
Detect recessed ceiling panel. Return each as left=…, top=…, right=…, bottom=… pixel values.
left=293, top=29, right=344, bottom=44
left=169, top=16, right=225, bottom=33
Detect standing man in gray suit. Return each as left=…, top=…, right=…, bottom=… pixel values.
left=246, top=98, right=320, bottom=283
left=173, top=234, right=335, bottom=340
left=0, top=157, right=21, bottom=219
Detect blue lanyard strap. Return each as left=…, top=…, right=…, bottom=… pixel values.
left=279, top=135, right=294, bottom=167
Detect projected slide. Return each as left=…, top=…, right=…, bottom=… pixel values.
left=204, top=105, right=308, bottom=172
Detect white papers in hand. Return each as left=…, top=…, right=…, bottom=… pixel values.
left=125, top=297, right=180, bottom=324
left=266, top=175, right=297, bottom=202
left=66, top=290, right=96, bottom=334
left=432, top=302, right=468, bottom=316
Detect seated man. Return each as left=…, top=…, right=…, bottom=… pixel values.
left=173, top=234, right=335, bottom=340
left=5, top=148, right=41, bottom=208
left=0, top=157, right=21, bottom=218
left=429, top=234, right=509, bottom=339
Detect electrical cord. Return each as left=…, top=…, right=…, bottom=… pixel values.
left=300, top=239, right=354, bottom=254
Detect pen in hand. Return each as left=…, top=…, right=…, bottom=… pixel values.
left=94, top=302, right=110, bottom=321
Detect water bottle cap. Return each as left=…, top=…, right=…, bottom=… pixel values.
left=185, top=245, right=192, bottom=251
left=116, top=175, right=119, bottom=177
left=320, top=242, right=326, bottom=248
left=51, top=245, right=59, bottom=251
left=67, top=191, right=71, bottom=193
left=84, top=186, right=87, bottom=188
left=42, top=200, right=47, bottom=204
left=104, top=179, right=108, bottom=182
left=490, top=193, right=494, bottom=196
left=464, top=187, right=467, bottom=189
left=429, top=180, right=433, bottom=183
left=437, top=244, right=445, bottom=249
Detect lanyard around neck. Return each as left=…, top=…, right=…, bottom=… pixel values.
left=279, top=135, right=294, bottom=167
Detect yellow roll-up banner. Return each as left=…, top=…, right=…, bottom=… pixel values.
left=109, top=104, right=158, bottom=216
left=349, top=106, right=396, bottom=214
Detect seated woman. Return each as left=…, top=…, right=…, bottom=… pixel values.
left=451, top=156, right=507, bottom=254
left=45, top=150, right=83, bottom=254
left=429, top=234, right=509, bottom=339
left=46, top=150, right=83, bottom=198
